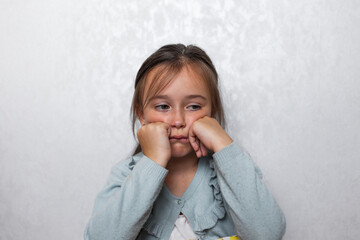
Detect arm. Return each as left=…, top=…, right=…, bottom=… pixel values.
left=213, top=143, right=286, bottom=240
left=189, top=117, right=286, bottom=239
left=84, top=155, right=168, bottom=240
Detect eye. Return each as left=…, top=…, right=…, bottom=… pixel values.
left=155, top=104, right=170, bottom=111
left=187, top=104, right=201, bottom=111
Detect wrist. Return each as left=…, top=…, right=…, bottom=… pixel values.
left=153, top=159, right=169, bottom=168
left=213, top=136, right=233, bottom=153
left=145, top=152, right=169, bottom=168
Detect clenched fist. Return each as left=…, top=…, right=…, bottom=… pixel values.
left=137, top=122, right=171, bottom=167
left=189, top=116, right=233, bottom=158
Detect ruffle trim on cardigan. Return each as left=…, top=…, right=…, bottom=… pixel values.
left=128, top=157, right=136, bottom=170
left=139, top=157, right=227, bottom=236
left=193, top=159, right=226, bottom=233
left=142, top=215, right=165, bottom=237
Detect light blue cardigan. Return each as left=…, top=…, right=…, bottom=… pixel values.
left=84, top=143, right=286, bottom=240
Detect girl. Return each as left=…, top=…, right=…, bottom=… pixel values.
left=84, top=44, right=286, bottom=240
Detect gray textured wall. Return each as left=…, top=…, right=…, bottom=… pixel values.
left=1, top=0, right=359, bottom=239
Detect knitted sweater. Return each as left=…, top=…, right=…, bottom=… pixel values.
left=84, top=142, right=286, bottom=240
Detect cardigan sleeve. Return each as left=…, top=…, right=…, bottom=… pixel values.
left=212, top=142, right=286, bottom=240
left=84, top=154, right=168, bottom=240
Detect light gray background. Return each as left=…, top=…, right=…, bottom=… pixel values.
left=1, top=0, right=359, bottom=239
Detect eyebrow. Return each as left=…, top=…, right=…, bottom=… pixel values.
left=149, top=94, right=207, bottom=102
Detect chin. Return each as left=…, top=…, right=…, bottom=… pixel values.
left=170, top=145, right=195, bottom=159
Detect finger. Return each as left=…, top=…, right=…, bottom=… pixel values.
left=188, top=127, right=199, bottom=152
left=200, top=142, right=207, bottom=157
left=166, top=124, right=171, bottom=137
left=195, top=137, right=202, bottom=158
left=196, top=150, right=202, bottom=159
left=196, top=137, right=200, bottom=150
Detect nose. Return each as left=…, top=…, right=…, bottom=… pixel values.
left=171, top=109, right=185, bottom=128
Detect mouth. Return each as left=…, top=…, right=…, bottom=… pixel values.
left=169, top=135, right=189, bottom=143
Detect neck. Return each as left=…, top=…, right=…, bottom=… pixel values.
left=166, top=151, right=199, bottom=173
left=164, top=151, right=199, bottom=197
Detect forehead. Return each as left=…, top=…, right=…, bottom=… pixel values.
left=144, top=64, right=209, bottom=96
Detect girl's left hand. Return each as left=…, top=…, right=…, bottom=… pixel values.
left=188, top=116, right=233, bottom=158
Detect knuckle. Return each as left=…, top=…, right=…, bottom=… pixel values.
left=136, top=130, right=141, bottom=138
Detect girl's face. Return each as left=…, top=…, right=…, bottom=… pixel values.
left=139, top=66, right=212, bottom=159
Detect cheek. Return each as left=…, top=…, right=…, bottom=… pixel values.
left=151, top=116, right=170, bottom=123
left=186, top=110, right=211, bottom=126
left=142, top=110, right=171, bottom=124
left=185, top=116, right=197, bottom=127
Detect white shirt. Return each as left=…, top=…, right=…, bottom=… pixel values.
left=169, top=214, right=241, bottom=240
left=169, top=214, right=197, bottom=240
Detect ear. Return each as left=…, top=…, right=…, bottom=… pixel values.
left=139, top=116, right=145, bottom=125
left=136, top=110, right=146, bottom=125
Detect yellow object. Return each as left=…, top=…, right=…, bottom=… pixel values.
left=188, top=235, right=240, bottom=240
left=217, top=236, right=240, bottom=240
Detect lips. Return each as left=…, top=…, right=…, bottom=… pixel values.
left=169, top=135, right=189, bottom=143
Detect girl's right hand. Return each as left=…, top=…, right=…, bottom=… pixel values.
left=137, top=122, right=171, bottom=168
